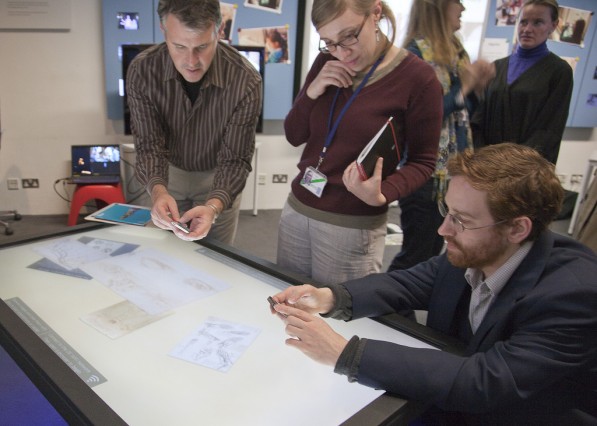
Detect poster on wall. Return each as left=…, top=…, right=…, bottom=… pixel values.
left=238, top=26, right=291, bottom=64
left=244, top=0, right=282, bottom=14
left=552, top=6, right=592, bottom=47
left=219, top=2, right=237, bottom=43
left=561, top=56, right=580, bottom=74
left=495, top=0, right=522, bottom=26
left=0, top=0, right=71, bottom=30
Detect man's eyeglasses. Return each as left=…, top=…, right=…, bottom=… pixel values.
left=318, top=14, right=369, bottom=54
left=438, top=200, right=506, bottom=233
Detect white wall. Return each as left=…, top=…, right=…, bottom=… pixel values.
left=0, top=0, right=595, bottom=215
left=0, top=1, right=119, bottom=215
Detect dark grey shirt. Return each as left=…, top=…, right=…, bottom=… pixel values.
left=126, top=42, right=262, bottom=208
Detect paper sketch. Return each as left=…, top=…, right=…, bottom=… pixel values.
left=80, top=248, right=230, bottom=315
left=80, top=301, right=170, bottom=339
left=169, top=317, right=260, bottom=372
left=32, top=237, right=126, bottom=271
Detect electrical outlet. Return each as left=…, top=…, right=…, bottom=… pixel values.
left=570, top=174, right=583, bottom=185
left=258, top=173, right=266, bottom=185
left=22, top=178, right=40, bottom=188
left=272, top=174, right=288, bottom=183
left=7, top=178, right=19, bottom=190
left=556, top=174, right=567, bottom=185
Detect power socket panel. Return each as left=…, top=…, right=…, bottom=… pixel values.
left=7, top=178, right=19, bottom=190
left=570, top=174, right=583, bottom=185
left=272, top=174, right=288, bottom=183
left=22, top=178, right=40, bottom=188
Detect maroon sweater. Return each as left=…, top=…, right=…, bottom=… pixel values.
left=285, top=51, right=442, bottom=217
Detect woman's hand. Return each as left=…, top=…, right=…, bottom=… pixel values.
left=461, top=60, right=495, bottom=96
left=306, top=60, right=356, bottom=99
left=342, top=158, right=387, bottom=206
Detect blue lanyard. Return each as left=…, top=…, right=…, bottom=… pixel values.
left=316, top=55, right=385, bottom=170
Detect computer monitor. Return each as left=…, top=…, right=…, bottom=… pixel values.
left=71, top=145, right=121, bottom=177
left=121, top=44, right=154, bottom=135
left=232, top=45, right=265, bottom=133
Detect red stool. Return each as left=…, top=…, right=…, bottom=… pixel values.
left=68, top=183, right=125, bottom=226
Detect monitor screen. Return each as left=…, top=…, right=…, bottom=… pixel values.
left=116, top=12, right=140, bottom=31
left=232, top=45, right=265, bottom=133
left=121, top=44, right=154, bottom=135
left=71, top=145, right=121, bottom=176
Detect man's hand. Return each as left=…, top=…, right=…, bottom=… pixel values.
left=270, top=284, right=335, bottom=316
left=150, top=185, right=181, bottom=230
left=150, top=186, right=221, bottom=241
left=176, top=201, right=222, bottom=241
left=276, top=305, right=348, bottom=366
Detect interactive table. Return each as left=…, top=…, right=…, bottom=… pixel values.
left=0, top=224, right=457, bottom=425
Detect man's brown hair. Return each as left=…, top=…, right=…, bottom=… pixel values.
left=447, top=143, right=564, bottom=241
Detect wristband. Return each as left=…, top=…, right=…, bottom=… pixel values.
left=205, top=203, right=220, bottom=223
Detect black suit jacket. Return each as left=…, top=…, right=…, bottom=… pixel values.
left=342, top=231, right=597, bottom=425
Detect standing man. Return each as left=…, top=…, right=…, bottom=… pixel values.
left=127, top=0, right=263, bottom=244
left=271, top=144, right=597, bottom=424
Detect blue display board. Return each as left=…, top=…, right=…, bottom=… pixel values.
left=102, top=1, right=305, bottom=123
left=485, top=0, right=597, bottom=127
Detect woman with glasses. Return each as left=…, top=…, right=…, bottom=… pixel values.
left=471, top=0, right=573, bottom=165
left=277, top=0, right=443, bottom=285
left=387, top=0, right=495, bottom=272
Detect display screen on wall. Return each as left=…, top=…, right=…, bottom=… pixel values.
left=117, top=12, right=140, bottom=30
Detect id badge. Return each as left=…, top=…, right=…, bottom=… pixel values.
left=300, top=166, right=327, bottom=198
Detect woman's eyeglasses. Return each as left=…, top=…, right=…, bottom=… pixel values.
left=438, top=200, right=506, bottom=233
left=318, top=14, right=369, bottom=54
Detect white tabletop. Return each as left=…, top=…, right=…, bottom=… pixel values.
left=0, top=225, right=436, bottom=426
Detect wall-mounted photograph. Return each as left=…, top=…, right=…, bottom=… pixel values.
left=561, top=56, right=580, bottom=74
left=244, top=0, right=283, bottom=14
left=238, top=26, right=290, bottom=64
left=219, top=3, right=237, bottom=43
left=553, top=6, right=592, bottom=47
left=495, top=0, right=522, bottom=26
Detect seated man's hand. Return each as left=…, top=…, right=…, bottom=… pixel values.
left=278, top=305, right=348, bottom=366
left=271, top=284, right=334, bottom=316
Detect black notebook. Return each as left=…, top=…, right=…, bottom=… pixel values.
left=356, top=117, right=401, bottom=180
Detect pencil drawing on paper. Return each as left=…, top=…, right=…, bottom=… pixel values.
left=80, top=300, right=170, bottom=339
left=80, top=248, right=230, bottom=315
left=170, top=317, right=261, bottom=372
left=32, top=237, right=126, bottom=271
